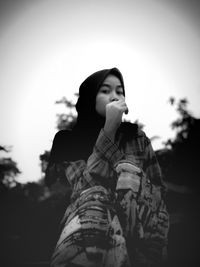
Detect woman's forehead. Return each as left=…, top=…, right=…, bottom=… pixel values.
left=101, top=74, right=122, bottom=86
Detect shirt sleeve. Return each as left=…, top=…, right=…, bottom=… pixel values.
left=82, top=129, right=125, bottom=186
left=138, top=134, right=169, bottom=264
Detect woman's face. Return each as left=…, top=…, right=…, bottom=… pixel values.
left=95, top=74, right=124, bottom=117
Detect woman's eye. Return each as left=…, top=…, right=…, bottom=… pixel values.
left=117, top=91, right=123, bottom=95
left=100, top=88, right=109, bottom=94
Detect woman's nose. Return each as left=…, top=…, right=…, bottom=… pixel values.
left=110, top=92, right=119, bottom=102
left=111, top=97, right=119, bottom=102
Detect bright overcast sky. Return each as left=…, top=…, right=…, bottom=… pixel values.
left=0, top=0, right=200, bottom=183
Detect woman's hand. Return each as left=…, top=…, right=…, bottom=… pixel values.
left=104, top=98, right=128, bottom=141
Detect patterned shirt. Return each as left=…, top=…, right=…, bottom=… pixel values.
left=47, top=126, right=169, bottom=266
left=46, top=127, right=164, bottom=200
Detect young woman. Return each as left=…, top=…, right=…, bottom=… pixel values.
left=45, top=68, right=169, bottom=267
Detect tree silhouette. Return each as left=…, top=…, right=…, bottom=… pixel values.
left=0, top=145, right=21, bottom=190
left=2, top=95, right=198, bottom=266
left=39, top=95, right=77, bottom=176
left=156, top=98, right=200, bottom=267
left=156, top=97, right=200, bottom=191
left=55, top=95, right=77, bottom=130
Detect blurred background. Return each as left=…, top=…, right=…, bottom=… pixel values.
left=0, top=0, right=200, bottom=266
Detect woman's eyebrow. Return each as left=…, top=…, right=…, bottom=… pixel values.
left=100, top=83, right=122, bottom=88
left=100, top=83, right=110, bottom=87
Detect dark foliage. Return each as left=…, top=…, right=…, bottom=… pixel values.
left=1, top=96, right=200, bottom=266
left=55, top=96, right=77, bottom=130
left=0, top=146, right=21, bottom=189
left=157, top=98, right=200, bottom=190
left=156, top=98, right=200, bottom=267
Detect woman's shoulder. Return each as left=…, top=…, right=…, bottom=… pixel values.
left=53, top=129, right=74, bottom=144
left=120, top=121, right=147, bottom=138
left=119, top=122, right=151, bottom=149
